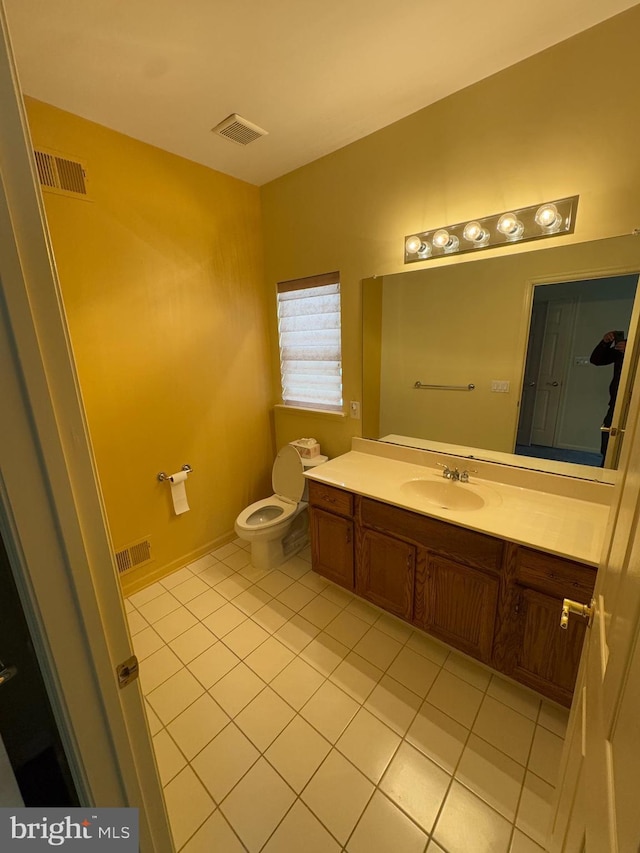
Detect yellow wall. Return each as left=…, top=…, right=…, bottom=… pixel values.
left=26, top=99, right=273, bottom=591
left=261, top=7, right=640, bottom=458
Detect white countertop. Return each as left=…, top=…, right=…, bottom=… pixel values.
left=305, top=449, right=610, bottom=566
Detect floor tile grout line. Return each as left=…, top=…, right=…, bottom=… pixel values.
left=142, top=581, right=498, bottom=738
left=423, top=658, right=510, bottom=850
left=129, top=556, right=564, bottom=852
left=508, top=698, right=557, bottom=850
left=141, top=610, right=538, bottom=752
left=151, top=634, right=556, bottom=839
left=148, top=626, right=433, bottom=848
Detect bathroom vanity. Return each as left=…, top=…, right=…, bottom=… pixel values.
left=305, top=439, right=611, bottom=707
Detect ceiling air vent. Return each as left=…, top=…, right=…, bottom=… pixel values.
left=114, top=538, right=153, bottom=575
left=33, top=148, right=90, bottom=199
left=212, top=113, right=268, bottom=146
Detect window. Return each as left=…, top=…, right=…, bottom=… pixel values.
left=276, top=271, right=343, bottom=412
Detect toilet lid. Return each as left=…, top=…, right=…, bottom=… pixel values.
left=272, top=445, right=305, bottom=503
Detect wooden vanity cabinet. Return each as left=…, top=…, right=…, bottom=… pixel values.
left=308, top=481, right=355, bottom=590
left=357, top=497, right=502, bottom=661
left=504, top=548, right=596, bottom=706
left=308, top=482, right=596, bottom=706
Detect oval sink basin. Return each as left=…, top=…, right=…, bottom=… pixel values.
left=400, top=478, right=498, bottom=511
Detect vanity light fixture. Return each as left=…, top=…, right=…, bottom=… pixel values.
left=403, top=195, right=578, bottom=264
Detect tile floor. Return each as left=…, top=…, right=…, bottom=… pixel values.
left=125, top=540, right=568, bottom=853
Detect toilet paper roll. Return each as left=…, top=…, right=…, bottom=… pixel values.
left=168, top=470, right=190, bottom=515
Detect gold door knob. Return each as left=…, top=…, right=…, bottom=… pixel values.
left=560, top=598, right=594, bottom=630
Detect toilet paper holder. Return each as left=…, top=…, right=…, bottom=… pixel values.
left=157, top=464, right=193, bottom=483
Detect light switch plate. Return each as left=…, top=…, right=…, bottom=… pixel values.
left=349, top=401, right=361, bottom=419
left=491, top=380, right=510, bottom=393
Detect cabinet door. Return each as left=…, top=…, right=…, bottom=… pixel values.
left=357, top=529, right=415, bottom=620
left=423, top=555, right=499, bottom=663
left=310, top=507, right=354, bottom=590
left=509, top=585, right=586, bottom=707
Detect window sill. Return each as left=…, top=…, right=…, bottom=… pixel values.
left=274, top=403, right=347, bottom=420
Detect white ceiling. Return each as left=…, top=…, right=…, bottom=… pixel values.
left=4, top=0, right=638, bottom=186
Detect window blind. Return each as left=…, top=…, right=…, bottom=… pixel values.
left=277, top=273, right=343, bottom=412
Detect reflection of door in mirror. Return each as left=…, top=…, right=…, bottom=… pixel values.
left=516, top=275, right=638, bottom=467
left=517, top=302, right=547, bottom=446
left=605, top=290, right=640, bottom=469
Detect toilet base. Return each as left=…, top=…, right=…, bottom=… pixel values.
left=249, top=511, right=309, bottom=571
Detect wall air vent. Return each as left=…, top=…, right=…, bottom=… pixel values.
left=114, top=538, right=152, bottom=574
left=211, top=113, right=268, bottom=146
left=33, top=148, right=90, bottom=199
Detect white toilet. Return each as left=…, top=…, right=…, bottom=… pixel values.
left=234, top=445, right=328, bottom=571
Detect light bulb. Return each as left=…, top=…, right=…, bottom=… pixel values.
left=404, top=235, right=431, bottom=258
left=432, top=229, right=459, bottom=253
left=433, top=229, right=451, bottom=248
left=497, top=212, right=524, bottom=240
left=462, top=221, right=489, bottom=244
left=535, top=203, right=562, bottom=232
left=405, top=235, right=423, bottom=254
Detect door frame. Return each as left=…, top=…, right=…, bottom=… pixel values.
left=514, top=266, right=640, bottom=461
left=0, top=5, right=172, bottom=849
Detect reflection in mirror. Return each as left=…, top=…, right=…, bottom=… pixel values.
left=516, top=275, right=637, bottom=468
left=362, top=234, right=640, bottom=481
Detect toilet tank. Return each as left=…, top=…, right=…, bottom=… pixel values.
left=301, top=454, right=328, bottom=501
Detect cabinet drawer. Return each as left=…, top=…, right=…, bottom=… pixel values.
left=309, top=480, right=354, bottom=518
left=360, top=497, right=502, bottom=572
left=515, top=548, right=596, bottom=601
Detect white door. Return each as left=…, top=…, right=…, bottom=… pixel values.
left=531, top=300, right=575, bottom=447
left=603, top=276, right=640, bottom=469
left=0, top=7, right=173, bottom=850
left=550, top=314, right=640, bottom=851
left=517, top=301, right=548, bottom=446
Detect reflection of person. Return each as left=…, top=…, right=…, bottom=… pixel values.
left=590, top=331, right=626, bottom=462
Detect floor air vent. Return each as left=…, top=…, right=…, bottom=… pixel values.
left=115, top=538, right=152, bottom=574
left=34, top=148, right=89, bottom=199
left=211, top=113, right=268, bottom=146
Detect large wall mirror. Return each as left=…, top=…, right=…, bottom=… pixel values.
left=362, top=234, right=640, bottom=482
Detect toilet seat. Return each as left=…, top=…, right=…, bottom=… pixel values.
left=235, top=495, right=297, bottom=532
left=235, top=446, right=306, bottom=533
left=271, top=445, right=305, bottom=502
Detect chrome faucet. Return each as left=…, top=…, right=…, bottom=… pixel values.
left=436, top=462, right=476, bottom=482
left=436, top=462, right=460, bottom=480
